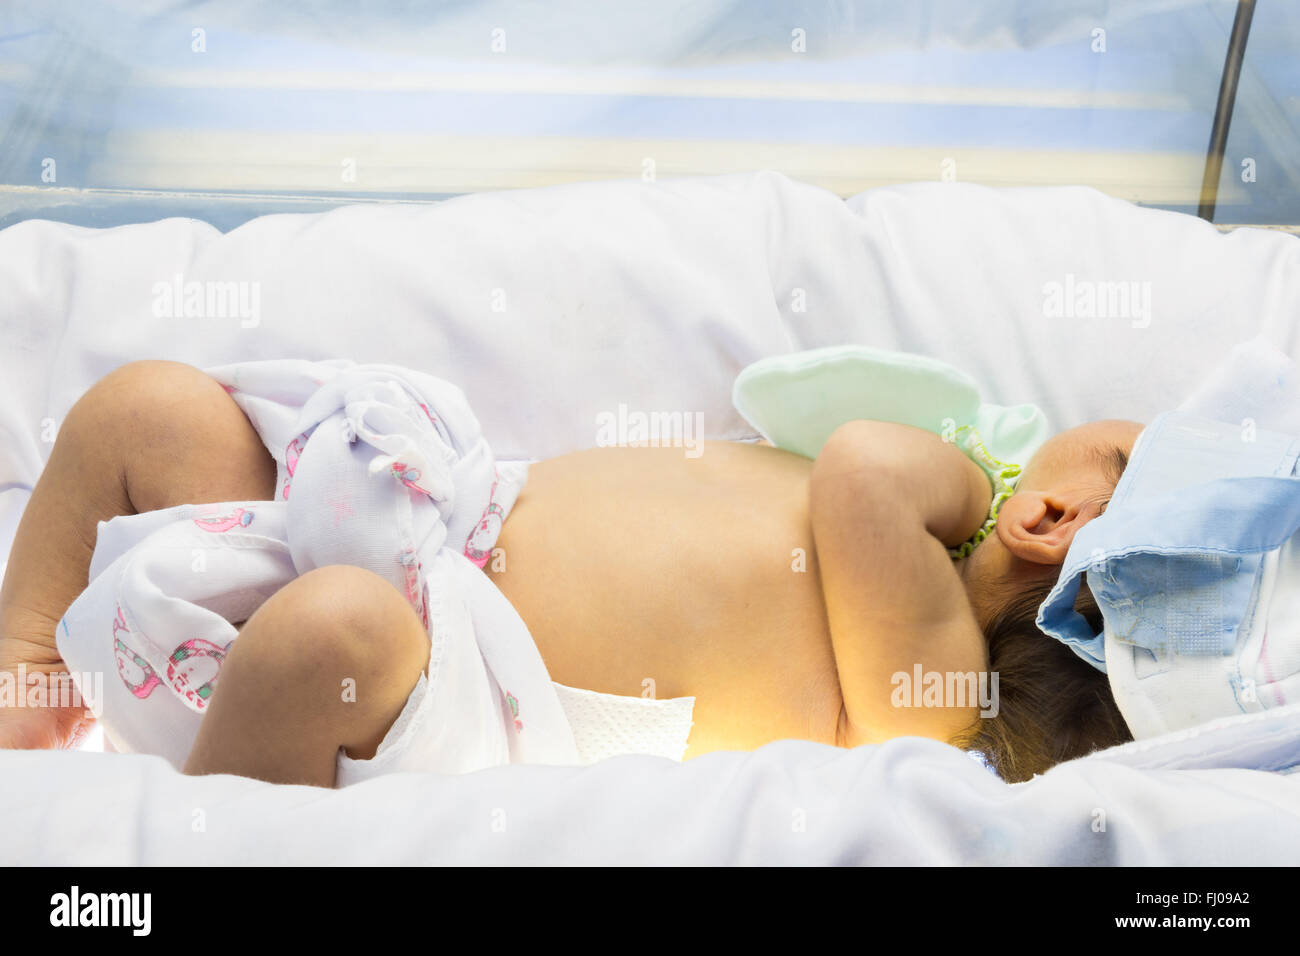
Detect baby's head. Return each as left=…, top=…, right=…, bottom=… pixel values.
left=952, top=418, right=1145, bottom=781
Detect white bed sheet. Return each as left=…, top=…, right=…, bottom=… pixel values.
left=2, top=170, right=1299, bottom=864
left=3, top=703, right=1298, bottom=865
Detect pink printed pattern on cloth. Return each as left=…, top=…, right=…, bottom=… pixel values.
left=165, top=638, right=228, bottom=712
left=192, top=507, right=255, bottom=533
left=112, top=605, right=161, bottom=700
left=110, top=605, right=229, bottom=712
left=283, top=431, right=310, bottom=500
left=464, top=477, right=505, bottom=568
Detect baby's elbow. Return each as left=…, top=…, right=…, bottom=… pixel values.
left=812, top=420, right=905, bottom=491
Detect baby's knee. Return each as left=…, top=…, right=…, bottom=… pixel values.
left=220, top=565, right=430, bottom=759
left=238, top=564, right=430, bottom=687
left=80, top=359, right=217, bottom=415
left=63, top=360, right=227, bottom=449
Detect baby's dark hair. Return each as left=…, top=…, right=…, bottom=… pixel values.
left=950, top=566, right=1132, bottom=782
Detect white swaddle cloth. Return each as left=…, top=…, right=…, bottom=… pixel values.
left=56, top=358, right=694, bottom=781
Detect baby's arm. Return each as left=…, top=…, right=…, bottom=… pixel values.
left=810, top=420, right=993, bottom=748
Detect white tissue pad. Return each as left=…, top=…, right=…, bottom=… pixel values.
left=551, top=682, right=696, bottom=764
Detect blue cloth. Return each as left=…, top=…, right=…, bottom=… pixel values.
left=1037, top=410, right=1300, bottom=673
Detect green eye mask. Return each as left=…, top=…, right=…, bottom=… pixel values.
left=731, top=344, right=1051, bottom=558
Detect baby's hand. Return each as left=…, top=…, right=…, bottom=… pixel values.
left=0, top=648, right=97, bottom=750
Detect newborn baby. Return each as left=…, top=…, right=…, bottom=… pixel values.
left=0, top=360, right=1142, bottom=785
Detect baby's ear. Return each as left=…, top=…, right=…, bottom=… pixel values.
left=995, top=487, right=1099, bottom=566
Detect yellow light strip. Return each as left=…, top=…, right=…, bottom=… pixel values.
left=126, top=65, right=1193, bottom=112
left=93, top=130, right=1234, bottom=204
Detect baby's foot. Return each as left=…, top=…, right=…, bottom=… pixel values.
left=0, top=617, right=96, bottom=751
left=0, top=672, right=95, bottom=750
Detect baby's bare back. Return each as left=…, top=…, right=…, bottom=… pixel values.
left=486, top=441, right=846, bottom=758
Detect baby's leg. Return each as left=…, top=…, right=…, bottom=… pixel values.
left=0, top=360, right=276, bottom=749
left=183, top=564, right=431, bottom=788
